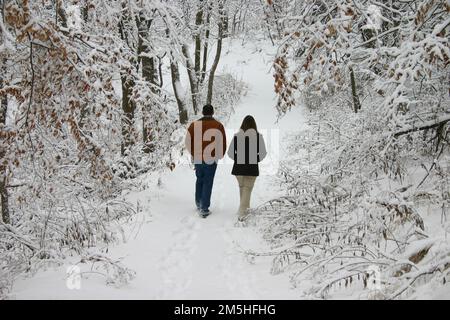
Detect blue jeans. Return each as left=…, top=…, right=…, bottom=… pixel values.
left=194, top=163, right=217, bottom=211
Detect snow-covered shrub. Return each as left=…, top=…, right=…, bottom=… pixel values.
left=0, top=0, right=183, bottom=297
left=257, top=0, right=450, bottom=299
left=180, top=71, right=247, bottom=123
left=204, top=73, right=247, bottom=122
left=250, top=94, right=449, bottom=298
left=77, top=253, right=136, bottom=288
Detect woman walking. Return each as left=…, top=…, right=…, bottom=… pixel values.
left=227, top=115, right=267, bottom=221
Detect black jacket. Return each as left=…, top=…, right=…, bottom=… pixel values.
left=227, top=130, right=267, bottom=176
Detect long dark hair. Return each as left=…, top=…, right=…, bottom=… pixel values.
left=240, top=115, right=258, bottom=133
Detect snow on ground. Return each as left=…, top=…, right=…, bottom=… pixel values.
left=10, top=38, right=306, bottom=299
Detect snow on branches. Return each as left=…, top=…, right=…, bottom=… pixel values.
left=0, top=0, right=250, bottom=297
left=270, top=0, right=449, bottom=124
left=257, top=0, right=450, bottom=299
left=0, top=0, right=180, bottom=295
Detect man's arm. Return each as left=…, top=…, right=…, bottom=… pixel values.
left=220, top=123, right=227, bottom=159
left=227, top=135, right=235, bottom=160
left=185, top=123, right=193, bottom=156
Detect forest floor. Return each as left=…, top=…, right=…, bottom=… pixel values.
left=10, top=38, right=307, bottom=299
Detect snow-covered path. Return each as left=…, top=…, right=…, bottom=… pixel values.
left=11, top=39, right=304, bottom=300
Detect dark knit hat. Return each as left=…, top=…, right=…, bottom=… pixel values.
left=202, top=104, right=214, bottom=116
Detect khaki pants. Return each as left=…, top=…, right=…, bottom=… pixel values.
left=235, top=176, right=257, bottom=217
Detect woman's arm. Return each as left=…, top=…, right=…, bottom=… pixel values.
left=227, top=135, right=236, bottom=160
left=258, top=134, right=267, bottom=162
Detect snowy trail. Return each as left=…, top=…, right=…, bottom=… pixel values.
left=11, top=39, right=304, bottom=300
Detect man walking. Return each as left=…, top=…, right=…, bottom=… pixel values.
left=185, top=105, right=226, bottom=218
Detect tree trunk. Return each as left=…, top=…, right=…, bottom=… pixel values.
left=194, top=4, right=203, bottom=87
left=222, top=8, right=229, bottom=38
left=81, top=0, right=89, bottom=22
left=269, top=1, right=283, bottom=39
left=232, top=11, right=237, bottom=35
left=170, top=60, right=188, bottom=124
left=0, top=80, right=6, bottom=126
left=119, top=20, right=136, bottom=156
left=56, top=0, right=68, bottom=28
left=158, top=55, right=164, bottom=88
left=137, top=13, right=156, bottom=153
left=206, top=2, right=224, bottom=105
left=0, top=10, right=9, bottom=223
left=241, top=7, right=247, bottom=34
left=349, top=67, right=361, bottom=113
left=182, top=45, right=199, bottom=114
left=259, top=0, right=275, bottom=46
left=141, top=57, right=155, bottom=153
left=165, top=27, right=188, bottom=124
left=0, top=178, right=8, bottom=224
left=201, top=7, right=211, bottom=84
left=0, top=76, right=9, bottom=224
left=120, top=76, right=136, bottom=156
left=237, top=5, right=243, bottom=33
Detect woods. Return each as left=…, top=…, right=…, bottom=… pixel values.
left=0, top=0, right=252, bottom=295
left=0, top=0, right=449, bottom=300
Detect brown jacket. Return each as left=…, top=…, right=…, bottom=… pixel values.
left=185, top=116, right=227, bottom=164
